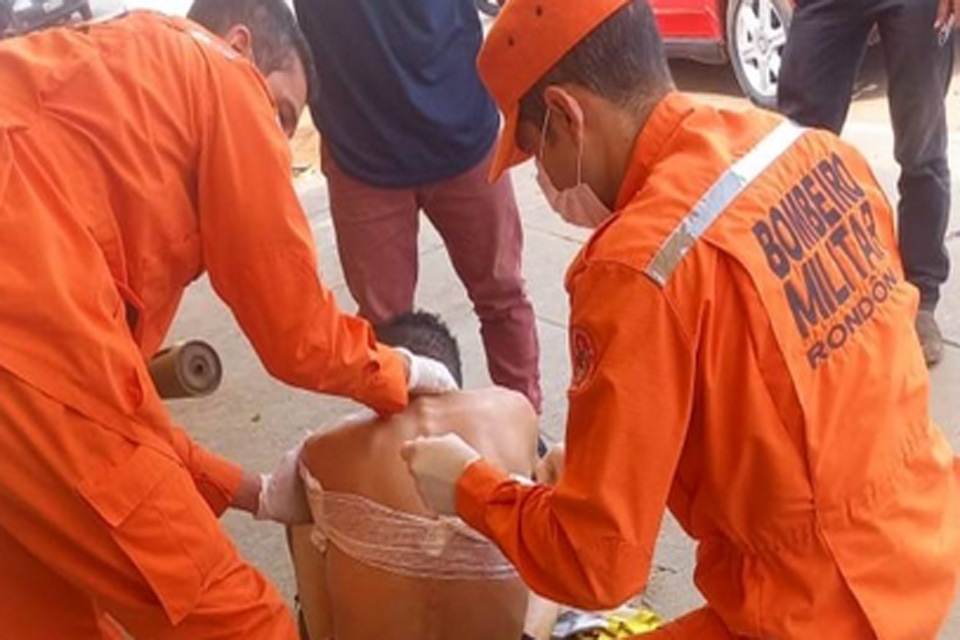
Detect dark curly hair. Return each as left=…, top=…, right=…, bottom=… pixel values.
left=375, top=311, right=463, bottom=388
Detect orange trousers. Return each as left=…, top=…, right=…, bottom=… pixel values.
left=0, top=369, right=297, bottom=640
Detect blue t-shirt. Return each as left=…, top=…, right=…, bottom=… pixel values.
left=294, top=0, right=500, bottom=188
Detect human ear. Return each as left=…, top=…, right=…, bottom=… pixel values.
left=222, top=24, right=254, bottom=63
left=542, top=85, right=585, bottom=148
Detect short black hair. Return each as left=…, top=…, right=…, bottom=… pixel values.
left=519, top=0, right=672, bottom=126
left=375, top=312, right=463, bottom=388
left=187, top=0, right=317, bottom=102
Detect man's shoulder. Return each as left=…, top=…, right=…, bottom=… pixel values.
left=413, top=390, right=537, bottom=474
left=408, top=389, right=520, bottom=432
left=304, top=409, right=386, bottom=447
left=572, top=107, right=806, bottom=285
left=303, top=410, right=383, bottom=459
left=570, top=193, right=693, bottom=286
left=100, top=12, right=217, bottom=62
left=301, top=408, right=418, bottom=493
left=137, top=13, right=274, bottom=103
left=88, top=11, right=271, bottom=109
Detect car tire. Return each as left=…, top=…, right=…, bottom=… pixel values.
left=726, top=0, right=792, bottom=109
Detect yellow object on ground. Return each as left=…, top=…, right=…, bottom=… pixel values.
left=555, top=606, right=662, bottom=639
left=599, top=608, right=662, bottom=637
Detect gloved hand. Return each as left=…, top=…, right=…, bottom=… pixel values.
left=255, top=441, right=312, bottom=524
left=400, top=433, right=481, bottom=516
left=395, top=347, right=459, bottom=395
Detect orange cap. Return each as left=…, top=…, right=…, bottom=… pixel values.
left=478, top=0, right=633, bottom=181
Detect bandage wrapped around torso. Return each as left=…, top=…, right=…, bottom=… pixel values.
left=300, top=465, right=516, bottom=580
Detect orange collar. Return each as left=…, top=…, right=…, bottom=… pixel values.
left=614, top=92, right=698, bottom=211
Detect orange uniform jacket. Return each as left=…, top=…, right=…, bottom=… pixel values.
left=0, top=13, right=407, bottom=513
left=458, top=94, right=960, bottom=639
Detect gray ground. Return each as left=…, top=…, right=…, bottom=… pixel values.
left=77, top=2, right=960, bottom=634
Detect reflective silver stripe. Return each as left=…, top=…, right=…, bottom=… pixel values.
left=644, top=120, right=805, bottom=287
left=188, top=29, right=239, bottom=60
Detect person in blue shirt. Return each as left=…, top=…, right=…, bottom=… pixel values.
left=293, top=0, right=542, bottom=411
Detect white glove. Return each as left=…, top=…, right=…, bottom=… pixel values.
left=256, top=441, right=312, bottom=524
left=400, top=433, right=481, bottom=516
left=395, top=347, right=459, bottom=395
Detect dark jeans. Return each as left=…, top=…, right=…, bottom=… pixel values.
left=778, top=0, right=953, bottom=309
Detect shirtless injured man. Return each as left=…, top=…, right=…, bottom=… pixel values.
left=287, top=312, right=557, bottom=640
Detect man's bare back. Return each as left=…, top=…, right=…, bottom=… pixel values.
left=291, top=387, right=538, bottom=640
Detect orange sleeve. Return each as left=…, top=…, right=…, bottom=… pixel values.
left=194, top=57, right=407, bottom=415
left=457, top=262, right=696, bottom=609
left=169, top=425, right=243, bottom=517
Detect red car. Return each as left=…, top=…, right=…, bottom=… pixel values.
left=654, top=0, right=793, bottom=107
left=477, top=0, right=793, bottom=106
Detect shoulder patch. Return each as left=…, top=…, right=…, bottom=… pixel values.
left=569, top=326, right=598, bottom=392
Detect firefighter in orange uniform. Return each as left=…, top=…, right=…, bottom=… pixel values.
left=0, top=1, right=455, bottom=639
left=403, top=1, right=960, bottom=638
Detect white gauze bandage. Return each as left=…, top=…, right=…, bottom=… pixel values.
left=300, top=464, right=517, bottom=581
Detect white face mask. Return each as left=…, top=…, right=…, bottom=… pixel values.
left=535, top=109, right=611, bottom=229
